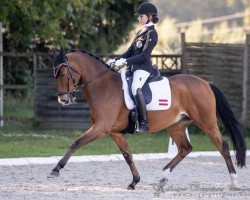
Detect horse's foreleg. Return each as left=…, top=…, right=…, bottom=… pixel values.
left=47, top=126, right=104, bottom=178
left=160, top=123, right=192, bottom=187
left=110, top=133, right=140, bottom=190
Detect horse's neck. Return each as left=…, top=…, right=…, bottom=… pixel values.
left=82, top=72, right=122, bottom=115
left=79, top=56, right=122, bottom=105
left=79, top=56, right=107, bottom=84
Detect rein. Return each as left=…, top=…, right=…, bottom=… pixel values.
left=54, top=60, right=114, bottom=95
left=79, top=67, right=113, bottom=88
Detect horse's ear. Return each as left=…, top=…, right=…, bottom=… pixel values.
left=60, top=47, right=65, bottom=57
left=52, top=48, right=58, bottom=57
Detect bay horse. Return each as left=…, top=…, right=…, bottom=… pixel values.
left=48, top=49, right=246, bottom=190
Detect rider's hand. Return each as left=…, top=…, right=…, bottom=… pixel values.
left=106, top=58, right=116, bottom=66
left=114, top=58, right=127, bottom=67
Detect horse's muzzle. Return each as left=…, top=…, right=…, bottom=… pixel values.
left=58, top=91, right=76, bottom=105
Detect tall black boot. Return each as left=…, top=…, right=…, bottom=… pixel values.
left=135, top=89, right=149, bottom=133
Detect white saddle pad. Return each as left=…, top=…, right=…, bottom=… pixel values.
left=120, top=68, right=171, bottom=111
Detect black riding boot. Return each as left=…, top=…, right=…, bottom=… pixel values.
left=135, top=89, right=149, bottom=133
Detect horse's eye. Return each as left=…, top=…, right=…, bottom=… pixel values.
left=59, top=72, right=65, bottom=77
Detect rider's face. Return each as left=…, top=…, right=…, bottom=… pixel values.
left=137, top=14, right=149, bottom=26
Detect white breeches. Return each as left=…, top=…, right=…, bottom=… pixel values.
left=131, top=70, right=150, bottom=96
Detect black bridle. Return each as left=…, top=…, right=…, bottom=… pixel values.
left=54, top=59, right=114, bottom=97
left=55, top=61, right=80, bottom=97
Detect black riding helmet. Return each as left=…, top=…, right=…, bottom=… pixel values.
left=135, top=2, right=158, bottom=16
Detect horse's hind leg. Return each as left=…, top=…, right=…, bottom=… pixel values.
left=160, top=122, right=192, bottom=187
left=110, top=133, right=140, bottom=190
left=198, top=123, right=238, bottom=187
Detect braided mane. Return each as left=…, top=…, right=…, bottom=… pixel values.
left=67, top=49, right=111, bottom=69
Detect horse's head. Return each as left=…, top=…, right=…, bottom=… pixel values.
left=52, top=48, right=81, bottom=105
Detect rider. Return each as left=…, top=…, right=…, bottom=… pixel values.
left=107, top=2, right=159, bottom=133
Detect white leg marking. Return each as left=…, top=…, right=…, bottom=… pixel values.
left=230, top=173, right=238, bottom=188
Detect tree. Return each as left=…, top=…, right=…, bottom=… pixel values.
left=0, top=0, right=144, bottom=53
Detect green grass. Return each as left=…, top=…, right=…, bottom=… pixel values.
left=3, top=92, right=34, bottom=119
left=0, top=126, right=169, bottom=158
left=0, top=124, right=250, bottom=158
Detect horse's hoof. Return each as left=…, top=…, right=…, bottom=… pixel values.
left=127, top=184, right=135, bottom=190
left=47, top=171, right=60, bottom=178
left=159, top=177, right=168, bottom=187
left=230, top=183, right=239, bottom=189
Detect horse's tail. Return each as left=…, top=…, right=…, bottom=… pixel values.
left=209, top=84, right=246, bottom=167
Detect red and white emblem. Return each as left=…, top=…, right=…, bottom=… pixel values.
left=159, top=99, right=168, bottom=106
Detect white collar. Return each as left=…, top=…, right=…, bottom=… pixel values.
left=138, top=22, right=154, bottom=35
left=144, top=22, right=153, bottom=28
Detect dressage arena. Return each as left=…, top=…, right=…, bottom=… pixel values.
left=0, top=153, right=249, bottom=200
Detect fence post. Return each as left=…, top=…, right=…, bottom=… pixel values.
left=242, top=34, right=250, bottom=122
left=181, top=32, right=187, bottom=74
left=33, top=53, right=37, bottom=123
left=0, top=22, right=3, bottom=127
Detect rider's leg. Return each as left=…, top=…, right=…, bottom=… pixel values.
left=135, top=88, right=148, bottom=132
left=131, top=70, right=150, bottom=132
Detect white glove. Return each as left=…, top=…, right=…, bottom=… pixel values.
left=114, top=58, right=127, bottom=67
left=106, top=58, right=115, bottom=65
